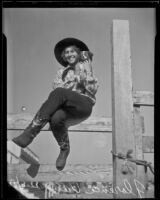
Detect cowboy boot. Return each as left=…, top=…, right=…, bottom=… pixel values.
left=12, top=112, right=48, bottom=148
left=56, top=134, right=70, bottom=171
left=50, top=124, right=70, bottom=171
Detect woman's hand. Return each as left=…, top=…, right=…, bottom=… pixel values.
left=79, top=60, right=91, bottom=69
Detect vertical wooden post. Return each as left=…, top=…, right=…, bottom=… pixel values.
left=134, top=106, right=147, bottom=197
left=111, top=20, right=138, bottom=198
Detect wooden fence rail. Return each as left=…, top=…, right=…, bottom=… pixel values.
left=7, top=89, right=154, bottom=131
left=7, top=114, right=153, bottom=154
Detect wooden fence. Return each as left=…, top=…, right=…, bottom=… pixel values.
left=7, top=20, right=154, bottom=199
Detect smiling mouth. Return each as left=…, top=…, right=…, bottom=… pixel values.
left=68, top=57, right=76, bottom=61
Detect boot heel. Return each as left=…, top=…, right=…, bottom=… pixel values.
left=56, top=146, right=70, bottom=171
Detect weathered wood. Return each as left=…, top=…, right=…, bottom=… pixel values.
left=111, top=20, right=138, bottom=198
left=21, top=148, right=39, bottom=165
left=7, top=140, right=40, bottom=178
left=7, top=164, right=113, bottom=183
left=7, top=140, right=21, bottom=164
left=133, top=106, right=147, bottom=198
left=8, top=181, right=114, bottom=199
left=7, top=130, right=154, bottom=155
left=8, top=179, right=154, bottom=199
left=7, top=113, right=112, bottom=132
left=7, top=90, right=153, bottom=131
left=133, top=91, right=154, bottom=106
left=7, top=141, right=39, bottom=164
left=142, top=136, right=154, bottom=153
left=6, top=111, right=146, bottom=133
left=140, top=116, right=145, bottom=134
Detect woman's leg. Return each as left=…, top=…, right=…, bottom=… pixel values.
left=13, top=88, right=93, bottom=148
left=49, top=92, right=93, bottom=171
left=12, top=88, right=67, bottom=148
left=49, top=109, right=91, bottom=171
left=38, top=87, right=93, bottom=120
left=49, top=109, right=70, bottom=171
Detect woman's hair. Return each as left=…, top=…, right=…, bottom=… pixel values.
left=61, top=45, right=81, bottom=62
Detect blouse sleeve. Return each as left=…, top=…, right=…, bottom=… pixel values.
left=79, top=61, right=99, bottom=96
left=52, top=68, right=65, bottom=90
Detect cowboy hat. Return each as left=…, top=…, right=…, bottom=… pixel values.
left=54, top=38, right=89, bottom=67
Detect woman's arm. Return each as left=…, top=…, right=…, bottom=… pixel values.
left=52, top=68, right=65, bottom=90
left=53, top=67, right=78, bottom=90
left=78, top=60, right=99, bottom=96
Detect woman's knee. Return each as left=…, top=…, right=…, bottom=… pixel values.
left=77, top=101, right=92, bottom=118
left=48, top=88, right=67, bottom=101
left=53, top=88, right=66, bottom=95
left=50, top=109, right=67, bottom=127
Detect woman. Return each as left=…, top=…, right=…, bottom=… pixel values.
left=12, top=38, right=99, bottom=171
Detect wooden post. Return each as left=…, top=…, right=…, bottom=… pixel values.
left=111, top=20, right=138, bottom=198
left=134, top=106, right=147, bottom=198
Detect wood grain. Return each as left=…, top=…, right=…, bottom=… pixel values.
left=7, top=114, right=112, bottom=132
left=7, top=164, right=113, bottom=182
left=133, top=91, right=154, bottom=106
left=134, top=106, right=147, bottom=197
left=111, top=20, right=138, bottom=198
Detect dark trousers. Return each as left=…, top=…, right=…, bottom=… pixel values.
left=38, top=88, right=93, bottom=140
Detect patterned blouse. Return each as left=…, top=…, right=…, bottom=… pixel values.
left=52, top=61, right=99, bottom=104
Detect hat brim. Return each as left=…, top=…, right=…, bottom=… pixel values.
left=54, top=38, right=89, bottom=67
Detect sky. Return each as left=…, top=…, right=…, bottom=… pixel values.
left=4, top=8, right=155, bottom=164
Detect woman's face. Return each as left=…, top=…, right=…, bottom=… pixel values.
left=63, top=46, right=80, bottom=65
